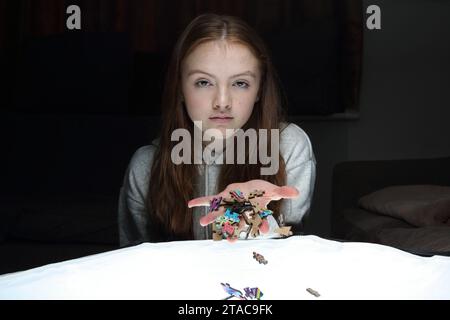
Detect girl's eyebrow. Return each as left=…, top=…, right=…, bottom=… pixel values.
left=230, top=71, right=257, bottom=79
left=187, top=69, right=257, bottom=79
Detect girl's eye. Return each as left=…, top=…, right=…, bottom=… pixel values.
left=234, top=81, right=250, bottom=89
left=195, top=80, right=211, bottom=88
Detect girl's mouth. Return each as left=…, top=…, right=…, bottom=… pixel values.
left=209, top=117, right=233, bottom=124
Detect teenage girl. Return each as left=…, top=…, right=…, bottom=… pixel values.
left=118, top=14, right=316, bottom=246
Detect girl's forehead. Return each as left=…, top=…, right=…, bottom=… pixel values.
left=192, top=40, right=251, bottom=56
left=182, top=40, right=260, bottom=77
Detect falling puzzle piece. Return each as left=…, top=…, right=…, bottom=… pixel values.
left=274, top=226, right=293, bottom=237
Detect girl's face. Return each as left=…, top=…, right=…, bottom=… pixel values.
left=181, top=40, right=261, bottom=138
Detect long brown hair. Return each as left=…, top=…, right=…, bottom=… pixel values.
left=148, top=14, right=287, bottom=241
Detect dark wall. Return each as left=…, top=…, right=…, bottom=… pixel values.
left=302, top=0, right=450, bottom=237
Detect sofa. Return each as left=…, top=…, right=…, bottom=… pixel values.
left=332, top=156, right=450, bottom=256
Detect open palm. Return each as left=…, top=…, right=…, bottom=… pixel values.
left=188, top=179, right=299, bottom=237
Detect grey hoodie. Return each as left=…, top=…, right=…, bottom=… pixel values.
left=118, top=122, right=316, bottom=247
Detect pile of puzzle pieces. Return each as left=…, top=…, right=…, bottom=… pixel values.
left=210, top=189, right=273, bottom=241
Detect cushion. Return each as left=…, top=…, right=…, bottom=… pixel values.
left=378, top=226, right=450, bottom=254
left=358, top=185, right=450, bottom=227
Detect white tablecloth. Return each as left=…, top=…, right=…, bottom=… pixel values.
left=0, top=235, right=449, bottom=299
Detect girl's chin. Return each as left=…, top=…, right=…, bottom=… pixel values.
left=203, top=127, right=238, bottom=140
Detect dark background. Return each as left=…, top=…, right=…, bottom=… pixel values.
left=0, top=0, right=362, bottom=116
left=0, top=0, right=449, bottom=274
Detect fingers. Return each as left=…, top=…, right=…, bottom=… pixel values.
left=188, top=196, right=215, bottom=208
left=226, top=237, right=239, bottom=243
left=188, top=185, right=298, bottom=208
left=259, top=219, right=269, bottom=234
left=277, top=186, right=299, bottom=199
left=199, top=206, right=226, bottom=226
left=268, top=186, right=299, bottom=201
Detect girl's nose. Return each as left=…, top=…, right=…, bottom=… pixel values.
left=213, top=104, right=231, bottom=110
left=213, top=88, right=231, bottom=110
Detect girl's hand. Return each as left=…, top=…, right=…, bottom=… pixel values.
left=187, top=179, right=299, bottom=239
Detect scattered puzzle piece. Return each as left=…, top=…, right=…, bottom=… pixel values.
left=221, top=283, right=247, bottom=300
left=244, top=287, right=263, bottom=300
left=306, top=288, right=320, bottom=297
left=253, top=251, right=268, bottom=265
left=221, top=283, right=264, bottom=300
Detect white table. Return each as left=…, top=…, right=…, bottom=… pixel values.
left=0, top=235, right=449, bottom=299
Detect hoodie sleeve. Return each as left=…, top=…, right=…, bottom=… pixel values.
left=118, top=145, right=155, bottom=247
left=279, top=122, right=316, bottom=229
left=238, top=123, right=316, bottom=239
